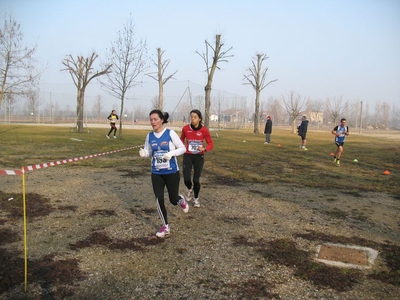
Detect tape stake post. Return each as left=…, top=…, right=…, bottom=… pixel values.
left=22, top=168, right=28, bottom=292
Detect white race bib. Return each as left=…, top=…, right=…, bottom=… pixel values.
left=188, top=141, right=203, bottom=154
left=154, top=151, right=170, bottom=169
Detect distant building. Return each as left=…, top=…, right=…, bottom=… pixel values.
left=308, top=111, right=324, bottom=124
left=210, top=114, right=218, bottom=122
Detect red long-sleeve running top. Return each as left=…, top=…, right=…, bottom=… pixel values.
left=180, top=124, right=213, bottom=155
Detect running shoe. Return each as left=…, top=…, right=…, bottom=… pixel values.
left=333, top=157, right=337, bottom=163
left=156, top=225, right=170, bottom=238
left=178, top=194, right=189, bottom=213
left=113, top=136, right=116, bottom=139
left=336, top=160, right=340, bottom=167
left=186, top=189, right=193, bottom=202
left=194, top=198, right=200, bottom=208
left=106, top=135, right=109, bottom=139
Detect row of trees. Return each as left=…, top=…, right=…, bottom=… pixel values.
left=1, top=12, right=277, bottom=136
left=2, top=12, right=398, bottom=135
left=3, top=85, right=399, bottom=131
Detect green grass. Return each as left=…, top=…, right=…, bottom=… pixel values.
left=0, top=124, right=399, bottom=197
left=204, top=128, right=399, bottom=197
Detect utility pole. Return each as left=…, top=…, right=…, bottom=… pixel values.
left=50, top=92, right=53, bottom=124
left=359, top=101, right=363, bottom=134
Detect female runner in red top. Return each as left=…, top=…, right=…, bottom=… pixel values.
left=180, top=109, right=213, bottom=207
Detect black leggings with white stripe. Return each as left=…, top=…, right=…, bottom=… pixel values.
left=151, top=171, right=181, bottom=226
left=183, top=153, right=204, bottom=198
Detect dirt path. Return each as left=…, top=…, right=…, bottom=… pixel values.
left=1, top=157, right=399, bottom=299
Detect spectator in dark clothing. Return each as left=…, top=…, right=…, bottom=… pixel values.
left=298, top=115, right=308, bottom=150
left=264, top=115, right=272, bottom=144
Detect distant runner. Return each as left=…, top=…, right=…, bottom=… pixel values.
left=106, top=110, right=119, bottom=138
left=331, top=118, right=349, bottom=167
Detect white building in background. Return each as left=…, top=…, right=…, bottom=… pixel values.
left=210, top=114, right=218, bottom=122
left=308, top=111, right=324, bottom=124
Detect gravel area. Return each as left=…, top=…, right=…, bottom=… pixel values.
left=0, top=154, right=399, bottom=299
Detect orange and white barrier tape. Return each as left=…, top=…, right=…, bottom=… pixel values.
left=0, top=144, right=143, bottom=175
left=0, top=170, right=24, bottom=176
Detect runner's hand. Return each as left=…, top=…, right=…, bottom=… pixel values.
left=162, top=152, right=173, bottom=161
left=139, top=148, right=146, bottom=157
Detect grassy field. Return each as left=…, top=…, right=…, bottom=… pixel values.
left=1, top=124, right=400, bottom=299
left=1, top=124, right=398, bottom=197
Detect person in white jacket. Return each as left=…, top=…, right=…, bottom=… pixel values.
left=139, top=109, right=188, bottom=238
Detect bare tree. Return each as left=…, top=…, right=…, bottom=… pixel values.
left=381, top=102, right=390, bottom=129
left=309, top=98, right=324, bottom=129
left=325, top=96, right=349, bottom=126
left=390, top=103, right=400, bottom=129
left=101, top=16, right=148, bottom=138
left=194, top=95, right=204, bottom=111
left=0, top=12, right=41, bottom=107
left=62, top=53, right=111, bottom=133
left=147, top=48, right=177, bottom=110
left=281, top=91, right=307, bottom=133
left=151, top=95, right=159, bottom=110
left=25, top=87, right=40, bottom=119
left=268, top=97, right=284, bottom=126
left=2, top=90, right=18, bottom=123
left=196, top=34, right=233, bottom=127
left=243, top=53, right=277, bottom=133
left=92, top=95, right=104, bottom=121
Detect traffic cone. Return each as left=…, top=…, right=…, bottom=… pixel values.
left=353, top=159, right=358, bottom=162
left=277, top=144, right=281, bottom=147
left=383, top=170, right=390, bottom=175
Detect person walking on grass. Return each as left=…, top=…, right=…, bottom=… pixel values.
left=139, top=110, right=188, bottom=238
left=264, top=115, right=272, bottom=144
left=180, top=109, right=213, bottom=208
left=106, top=110, right=119, bottom=138
left=298, top=115, right=308, bottom=150
left=331, top=118, right=349, bottom=167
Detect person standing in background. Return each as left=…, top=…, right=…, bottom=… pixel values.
left=298, top=115, right=308, bottom=150
left=264, top=115, right=272, bottom=144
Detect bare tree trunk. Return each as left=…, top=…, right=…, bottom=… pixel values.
left=254, top=92, right=260, bottom=133
left=77, top=90, right=84, bottom=132
left=119, top=93, right=125, bottom=138
left=157, top=48, right=164, bottom=110
left=292, top=118, right=297, bottom=133
left=204, top=83, right=212, bottom=128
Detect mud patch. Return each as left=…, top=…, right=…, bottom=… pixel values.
left=0, top=227, right=20, bottom=244
left=89, top=209, right=116, bottom=217
left=0, top=191, right=56, bottom=219
left=227, top=278, right=279, bottom=299
left=0, top=249, right=85, bottom=297
left=58, top=205, right=78, bottom=212
left=69, top=230, right=164, bottom=251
